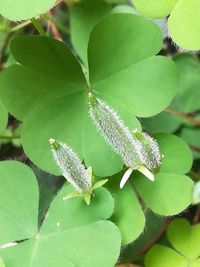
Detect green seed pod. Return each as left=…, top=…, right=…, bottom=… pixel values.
left=49, top=138, right=92, bottom=194
left=88, top=94, right=161, bottom=188
left=88, top=93, right=143, bottom=170
left=133, top=129, right=161, bottom=169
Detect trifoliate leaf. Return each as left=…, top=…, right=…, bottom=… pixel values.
left=145, top=219, right=200, bottom=267
left=167, top=219, right=200, bottom=260
left=0, top=14, right=178, bottom=177
left=0, top=163, right=121, bottom=267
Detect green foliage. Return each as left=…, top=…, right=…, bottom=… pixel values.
left=0, top=0, right=57, bottom=21
left=0, top=1, right=198, bottom=265
left=168, top=0, right=200, bottom=51
left=70, top=0, right=112, bottom=64
left=145, top=219, right=200, bottom=267
left=0, top=161, right=121, bottom=267
left=132, top=0, right=178, bottom=18
left=173, top=54, right=200, bottom=113
left=0, top=13, right=178, bottom=177
left=0, top=100, right=8, bottom=134
left=107, top=174, right=145, bottom=244
left=132, top=0, right=200, bottom=50
left=0, top=258, right=5, bottom=267
left=133, top=133, right=193, bottom=216
left=0, top=161, right=38, bottom=245
left=142, top=112, right=181, bottom=134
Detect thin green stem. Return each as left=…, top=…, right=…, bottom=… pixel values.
left=31, top=18, right=46, bottom=36
left=0, top=135, right=20, bottom=140
left=10, top=20, right=31, bottom=32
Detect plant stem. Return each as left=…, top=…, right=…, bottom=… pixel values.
left=10, top=20, right=31, bottom=32
left=165, top=108, right=200, bottom=126
left=31, top=18, right=46, bottom=36
left=0, top=135, right=20, bottom=140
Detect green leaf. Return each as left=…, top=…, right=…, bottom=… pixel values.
left=0, top=36, right=86, bottom=120
left=134, top=173, right=193, bottom=215
left=173, top=54, right=200, bottom=113
left=0, top=258, right=5, bottom=267
left=88, top=14, right=162, bottom=82
left=142, top=111, right=181, bottom=133
left=70, top=0, right=112, bottom=64
left=122, top=210, right=165, bottom=260
left=1, top=240, right=74, bottom=267
left=0, top=161, right=39, bottom=245
left=145, top=245, right=188, bottom=267
left=155, top=133, right=193, bottom=174
left=168, top=0, right=200, bottom=50
left=1, top=220, right=120, bottom=267
left=0, top=100, right=8, bottom=134
left=40, top=185, right=115, bottom=234
left=167, top=219, right=200, bottom=260
left=107, top=174, right=145, bottom=245
left=191, top=259, right=200, bottom=267
left=180, top=127, right=200, bottom=159
left=0, top=0, right=57, bottom=21
left=132, top=0, right=179, bottom=18
left=22, top=93, right=87, bottom=175
left=1, top=16, right=178, bottom=176
left=0, top=184, right=121, bottom=267
left=89, top=16, right=178, bottom=116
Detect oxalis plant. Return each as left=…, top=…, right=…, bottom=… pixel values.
left=0, top=0, right=199, bottom=266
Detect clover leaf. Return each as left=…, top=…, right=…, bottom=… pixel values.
left=0, top=0, right=57, bottom=21
left=145, top=219, right=200, bottom=267
left=133, top=133, right=193, bottom=216
left=70, top=0, right=112, bottom=65
left=101, top=133, right=193, bottom=244
left=0, top=161, right=39, bottom=245
left=107, top=174, right=145, bottom=245
left=0, top=13, right=178, bottom=177
left=173, top=54, right=200, bottom=113
left=0, top=161, right=121, bottom=267
left=132, top=0, right=200, bottom=50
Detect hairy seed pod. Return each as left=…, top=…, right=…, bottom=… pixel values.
left=88, top=94, right=143, bottom=170
left=49, top=138, right=91, bottom=193
left=133, top=130, right=161, bottom=169
left=88, top=94, right=161, bottom=187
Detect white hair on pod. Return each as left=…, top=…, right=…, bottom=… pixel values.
left=49, top=138, right=91, bottom=193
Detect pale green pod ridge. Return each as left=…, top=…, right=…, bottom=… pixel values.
left=49, top=138, right=92, bottom=194
left=88, top=94, right=143, bottom=170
